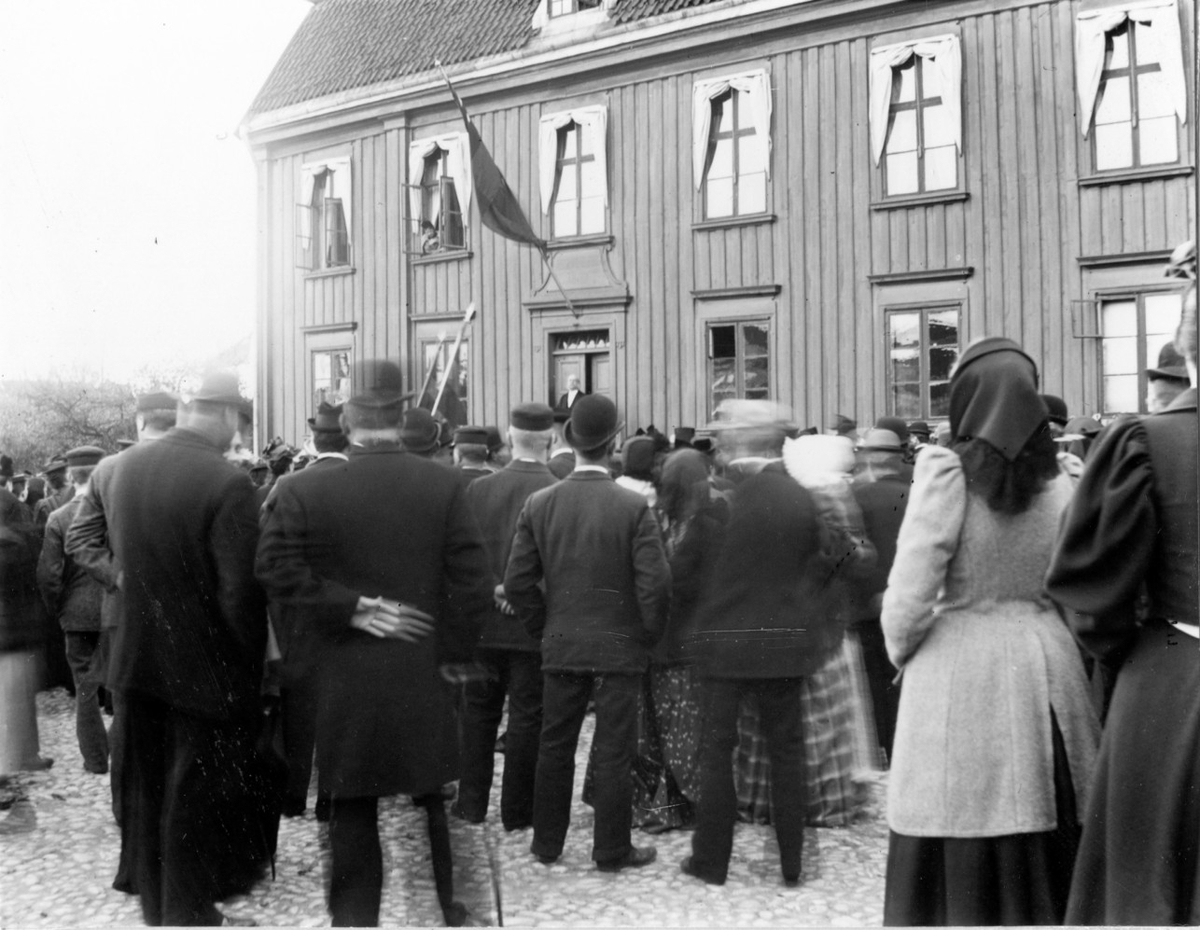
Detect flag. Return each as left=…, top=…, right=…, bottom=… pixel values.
left=445, top=78, right=545, bottom=249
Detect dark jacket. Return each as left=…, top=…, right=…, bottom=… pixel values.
left=547, top=450, right=575, bottom=480
left=0, top=489, right=44, bottom=653
left=63, top=454, right=121, bottom=632
left=851, top=473, right=910, bottom=619
left=691, top=469, right=839, bottom=680
left=67, top=428, right=266, bottom=720
left=504, top=470, right=671, bottom=674
left=37, top=496, right=102, bottom=632
left=464, top=459, right=558, bottom=652
left=255, top=442, right=491, bottom=798
left=654, top=500, right=728, bottom=665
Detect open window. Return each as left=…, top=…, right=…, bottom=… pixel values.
left=692, top=71, right=772, bottom=220
left=296, top=158, right=352, bottom=270
left=408, top=135, right=471, bottom=255
left=539, top=106, right=607, bottom=239
left=311, top=347, right=352, bottom=412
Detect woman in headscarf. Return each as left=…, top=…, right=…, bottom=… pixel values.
left=1046, top=285, right=1199, bottom=926
left=881, top=337, right=1099, bottom=926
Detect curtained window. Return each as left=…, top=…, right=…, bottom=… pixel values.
left=707, top=320, right=771, bottom=414
left=408, top=134, right=471, bottom=253
left=1076, top=1, right=1186, bottom=172
left=870, top=35, right=962, bottom=197
left=886, top=306, right=960, bottom=419
left=296, top=158, right=352, bottom=270
left=693, top=71, right=771, bottom=219
left=539, top=106, right=607, bottom=237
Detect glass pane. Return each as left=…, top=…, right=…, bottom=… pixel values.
left=710, top=325, right=736, bottom=359
left=922, top=102, right=954, bottom=148
left=1101, top=299, right=1138, bottom=336
left=890, top=347, right=921, bottom=384
left=924, top=146, right=958, bottom=191
left=738, top=134, right=764, bottom=175
left=1102, top=335, right=1139, bottom=375
left=706, top=176, right=734, bottom=218
left=1139, top=116, right=1178, bottom=166
left=576, top=123, right=592, bottom=157
left=556, top=163, right=577, bottom=201
left=737, top=171, right=767, bottom=215
left=1103, top=374, right=1139, bottom=414
left=929, top=345, right=958, bottom=382
left=714, top=96, right=732, bottom=135
left=1138, top=71, right=1174, bottom=118
left=889, top=312, right=920, bottom=348
left=888, top=109, right=918, bottom=154
left=561, top=125, right=577, bottom=159
left=1144, top=292, right=1183, bottom=335
left=579, top=195, right=605, bottom=235
left=744, top=356, right=770, bottom=396
left=580, top=158, right=603, bottom=190
left=742, top=322, right=769, bottom=356
left=1095, top=77, right=1131, bottom=125
left=891, top=382, right=921, bottom=418
left=553, top=199, right=578, bottom=238
left=886, top=151, right=919, bottom=195
left=711, top=356, right=736, bottom=394
left=929, top=381, right=951, bottom=418
left=314, top=352, right=331, bottom=383
left=708, top=137, right=733, bottom=180
left=1094, top=121, right=1133, bottom=171
left=1145, top=331, right=1175, bottom=372
left=928, top=310, right=960, bottom=345
left=920, top=57, right=941, bottom=99
left=1130, top=21, right=1155, bottom=65
left=893, top=62, right=916, bottom=103
left=1107, top=27, right=1130, bottom=70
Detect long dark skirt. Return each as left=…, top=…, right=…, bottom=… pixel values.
left=883, top=713, right=1080, bottom=926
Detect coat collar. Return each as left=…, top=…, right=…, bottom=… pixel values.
left=349, top=440, right=402, bottom=456
left=505, top=459, right=551, bottom=474
left=1164, top=386, right=1197, bottom=413
left=566, top=469, right=612, bottom=481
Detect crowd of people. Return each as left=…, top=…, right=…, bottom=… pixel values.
left=0, top=247, right=1195, bottom=927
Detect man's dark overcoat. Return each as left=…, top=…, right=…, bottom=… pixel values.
left=37, top=497, right=103, bottom=632
left=255, top=442, right=491, bottom=799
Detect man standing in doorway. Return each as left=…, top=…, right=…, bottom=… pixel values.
left=557, top=373, right=585, bottom=411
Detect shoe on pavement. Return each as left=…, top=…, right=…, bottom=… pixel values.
left=596, top=845, right=657, bottom=872
left=679, top=856, right=725, bottom=885
left=21, top=756, right=53, bottom=772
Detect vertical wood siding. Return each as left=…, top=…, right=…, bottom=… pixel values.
left=259, top=0, right=1195, bottom=443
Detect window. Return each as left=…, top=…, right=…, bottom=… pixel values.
left=870, top=35, right=962, bottom=198
left=886, top=306, right=960, bottom=418
left=420, top=339, right=469, bottom=428
left=692, top=70, right=772, bottom=219
left=539, top=106, right=607, bottom=237
left=419, top=148, right=465, bottom=251
left=296, top=159, right=352, bottom=270
left=1076, top=2, right=1186, bottom=171
left=703, top=91, right=767, bottom=218
left=1099, top=290, right=1183, bottom=413
left=1092, top=22, right=1178, bottom=170
left=312, top=349, right=351, bottom=412
left=549, top=0, right=600, bottom=15
left=707, top=321, right=770, bottom=412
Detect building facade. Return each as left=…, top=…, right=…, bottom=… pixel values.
left=242, top=0, right=1196, bottom=444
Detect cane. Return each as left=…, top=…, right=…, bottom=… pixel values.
left=481, top=819, right=504, bottom=927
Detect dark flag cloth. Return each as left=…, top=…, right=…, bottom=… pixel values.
left=446, top=79, right=545, bottom=249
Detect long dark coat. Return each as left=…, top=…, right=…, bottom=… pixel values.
left=255, top=442, right=491, bottom=799
left=37, top=497, right=103, bottom=632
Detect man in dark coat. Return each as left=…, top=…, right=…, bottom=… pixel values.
left=455, top=403, right=558, bottom=830
left=256, top=359, right=491, bottom=928
left=556, top=373, right=585, bottom=411
left=451, top=426, right=494, bottom=483
left=33, top=457, right=70, bottom=528
left=504, top=394, right=671, bottom=872
left=66, top=371, right=267, bottom=925
left=36, top=445, right=109, bottom=774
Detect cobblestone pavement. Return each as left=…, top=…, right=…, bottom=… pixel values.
left=1, top=690, right=888, bottom=927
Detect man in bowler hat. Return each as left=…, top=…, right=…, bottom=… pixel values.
left=504, top=394, right=671, bottom=872
left=256, top=359, right=491, bottom=927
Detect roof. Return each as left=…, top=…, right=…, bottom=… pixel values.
left=248, top=0, right=729, bottom=116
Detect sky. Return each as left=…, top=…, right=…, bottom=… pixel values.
left=0, top=0, right=312, bottom=386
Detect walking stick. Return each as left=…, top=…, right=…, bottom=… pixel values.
left=481, top=819, right=504, bottom=927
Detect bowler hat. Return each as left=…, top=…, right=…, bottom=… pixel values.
left=65, top=445, right=106, bottom=468
left=564, top=395, right=623, bottom=453
left=184, top=370, right=243, bottom=406
left=511, top=402, right=554, bottom=432
left=137, top=391, right=177, bottom=412
left=349, top=359, right=410, bottom=409
left=1040, top=394, right=1069, bottom=427
left=874, top=416, right=910, bottom=442
left=452, top=426, right=489, bottom=447
left=1146, top=342, right=1189, bottom=381
left=908, top=420, right=932, bottom=440
left=400, top=408, right=441, bottom=454
left=308, top=402, right=345, bottom=433
left=857, top=428, right=904, bottom=453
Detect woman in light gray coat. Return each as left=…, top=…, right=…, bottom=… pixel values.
left=880, top=337, right=1099, bottom=926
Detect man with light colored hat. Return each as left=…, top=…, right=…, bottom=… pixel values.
left=68, top=370, right=269, bottom=924
left=455, top=403, right=559, bottom=831
left=36, top=445, right=108, bottom=775
left=505, top=393, right=670, bottom=873
left=257, top=358, right=491, bottom=927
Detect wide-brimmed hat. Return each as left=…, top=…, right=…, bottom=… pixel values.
left=857, top=428, right=904, bottom=453
left=702, top=399, right=794, bottom=433
left=1147, top=342, right=1189, bottom=381
left=564, top=395, right=624, bottom=453
left=182, top=370, right=243, bottom=406
left=400, top=408, right=441, bottom=454
left=307, top=402, right=344, bottom=433
left=43, top=455, right=68, bottom=476
left=874, top=416, right=910, bottom=442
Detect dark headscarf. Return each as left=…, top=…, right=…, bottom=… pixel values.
left=659, top=449, right=711, bottom=524
left=949, top=337, right=1044, bottom=462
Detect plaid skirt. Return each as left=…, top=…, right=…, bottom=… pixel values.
left=735, top=634, right=878, bottom=827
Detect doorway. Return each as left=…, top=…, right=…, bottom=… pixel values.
left=551, top=329, right=611, bottom=405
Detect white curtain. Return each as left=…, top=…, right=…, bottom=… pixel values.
left=692, top=69, right=772, bottom=190
left=298, top=163, right=325, bottom=242
left=407, top=134, right=472, bottom=224
left=869, top=35, right=962, bottom=167
left=1075, top=0, right=1186, bottom=137
left=538, top=106, right=608, bottom=213
left=325, top=157, right=352, bottom=239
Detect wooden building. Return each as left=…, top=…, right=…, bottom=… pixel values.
left=241, top=0, right=1196, bottom=444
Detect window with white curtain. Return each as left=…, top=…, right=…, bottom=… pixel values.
left=408, top=134, right=471, bottom=255
left=296, top=158, right=352, bottom=270
left=539, top=106, right=607, bottom=238
left=692, top=71, right=772, bottom=220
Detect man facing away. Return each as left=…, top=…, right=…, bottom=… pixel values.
left=455, top=403, right=559, bottom=831
left=504, top=394, right=671, bottom=872
left=69, top=372, right=267, bottom=925
left=256, top=359, right=491, bottom=927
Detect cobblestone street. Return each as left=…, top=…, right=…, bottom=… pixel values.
left=1, top=691, right=888, bottom=927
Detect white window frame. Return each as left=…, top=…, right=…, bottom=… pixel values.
left=409, top=135, right=472, bottom=252
left=538, top=105, right=608, bottom=237
left=692, top=70, right=773, bottom=218
left=297, top=157, right=353, bottom=270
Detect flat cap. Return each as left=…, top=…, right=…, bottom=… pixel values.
left=65, top=445, right=106, bottom=467
left=137, top=391, right=177, bottom=412
left=510, top=403, right=554, bottom=431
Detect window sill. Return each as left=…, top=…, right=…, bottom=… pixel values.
left=692, top=213, right=776, bottom=231
left=870, top=191, right=969, bottom=211
left=304, top=266, right=356, bottom=280
left=412, top=249, right=473, bottom=265
left=545, top=234, right=613, bottom=251
left=1077, top=164, right=1193, bottom=187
